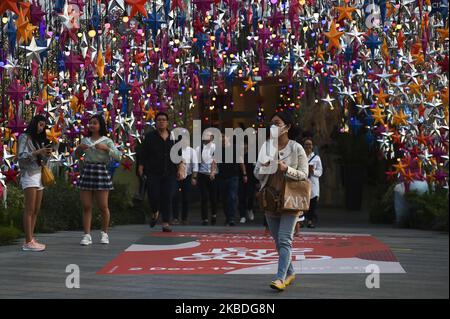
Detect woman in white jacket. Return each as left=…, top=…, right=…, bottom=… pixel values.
left=254, top=111, right=308, bottom=292
left=302, top=138, right=323, bottom=228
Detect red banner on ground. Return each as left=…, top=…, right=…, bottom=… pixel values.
left=98, top=231, right=405, bottom=275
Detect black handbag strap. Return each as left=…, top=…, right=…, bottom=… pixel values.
left=308, top=154, right=317, bottom=164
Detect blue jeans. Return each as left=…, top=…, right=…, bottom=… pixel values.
left=222, top=176, right=239, bottom=223
left=265, top=214, right=297, bottom=281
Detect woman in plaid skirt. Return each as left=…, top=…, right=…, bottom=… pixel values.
left=75, top=114, right=122, bottom=246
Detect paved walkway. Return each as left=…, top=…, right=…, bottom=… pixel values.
left=0, top=208, right=448, bottom=299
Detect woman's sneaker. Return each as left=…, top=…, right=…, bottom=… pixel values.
left=247, top=210, right=254, bottom=221
left=240, top=217, right=247, bottom=224
left=80, top=234, right=92, bottom=246
left=22, top=239, right=46, bottom=252
left=100, top=232, right=109, bottom=244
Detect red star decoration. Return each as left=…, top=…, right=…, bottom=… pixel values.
left=7, top=81, right=28, bottom=108
left=170, top=0, right=184, bottom=11
left=32, top=96, right=47, bottom=115
left=417, top=131, right=432, bottom=146
left=43, top=71, right=56, bottom=87
left=125, top=0, right=148, bottom=19
left=0, top=0, right=21, bottom=16
left=64, top=52, right=83, bottom=81
left=438, top=55, right=449, bottom=73
left=193, top=0, right=214, bottom=16
left=121, top=160, right=133, bottom=171
left=3, top=169, right=19, bottom=184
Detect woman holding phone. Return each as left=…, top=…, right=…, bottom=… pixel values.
left=18, top=115, right=54, bottom=252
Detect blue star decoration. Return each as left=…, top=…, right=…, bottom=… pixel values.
left=177, top=11, right=187, bottom=33
left=364, top=34, right=382, bottom=60
left=144, top=7, right=165, bottom=40
left=36, top=36, right=50, bottom=61
left=57, top=51, right=65, bottom=72
left=268, top=56, right=281, bottom=73
left=92, top=3, right=100, bottom=30
left=199, top=69, right=211, bottom=85
left=344, top=46, right=353, bottom=63
left=350, top=117, right=363, bottom=134
left=224, top=69, right=236, bottom=86
left=7, top=19, right=16, bottom=55
left=196, top=33, right=209, bottom=50
left=119, top=80, right=131, bottom=97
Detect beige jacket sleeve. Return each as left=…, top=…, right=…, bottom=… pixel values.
left=285, top=143, right=309, bottom=181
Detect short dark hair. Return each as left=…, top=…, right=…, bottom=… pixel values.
left=88, top=114, right=108, bottom=137
left=155, top=112, right=169, bottom=121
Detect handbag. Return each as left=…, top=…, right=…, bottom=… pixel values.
left=259, top=170, right=311, bottom=213
left=41, top=165, right=55, bottom=187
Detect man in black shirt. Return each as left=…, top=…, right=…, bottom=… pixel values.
left=138, top=112, right=183, bottom=232
left=218, top=134, right=247, bottom=226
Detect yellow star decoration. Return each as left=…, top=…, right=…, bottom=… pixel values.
left=70, top=95, right=83, bottom=114
left=408, top=80, right=422, bottom=96
left=97, top=50, right=105, bottom=79
left=316, top=45, right=325, bottom=60
left=42, top=85, right=54, bottom=102
left=145, top=107, right=156, bottom=121
left=104, top=110, right=110, bottom=123
left=412, top=52, right=425, bottom=66
left=324, top=20, right=344, bottom=52
left=15, top=8, right=36, bottom=44
left=370, top=105, right=386, bottom=125
left=336, top=5, right=357, bottom=22
left=355, top=92, right=363, bottom=104
left=374, top=88, right=389, bottom=106
left=10, top=134, right=17, bottom=157
left=46, top=126, right=62, bottom=144
left=392, top=109, right=409, bottom=126
left=381, top=38, right=390, bottom=64
left=436, top=28, right=449, bottom=42
left=386, top=2, right=397, bottom=18
left=425, top=86, right=438, bottom=102
left=393, top=159, right=408, bottom=175
left=441, top=87, right=449, bottom=106
left=243, top=76, right=256, bottom=91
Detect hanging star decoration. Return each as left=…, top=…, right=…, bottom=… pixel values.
left=0, top=0, right=21, bottom=16
left=125, top=0, right=149, bottom=19
left=324, top=20, right=344, bottom=52
left=243, top=77, right=256, bottom=92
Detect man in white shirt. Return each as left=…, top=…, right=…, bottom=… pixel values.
left=195, top=132, right=218, bottom=225
left=173, top=131, right=199, bottom=225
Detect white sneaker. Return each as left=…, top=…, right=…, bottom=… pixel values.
left=240, top=217, right=247, bottom=224
left=80, top=234, right=92, bottom=246
left=100, top=231, right=109, bottom=244
left=247, top=210, right=254, bottom=221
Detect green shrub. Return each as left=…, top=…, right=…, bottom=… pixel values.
left=0, top=185, right=25, bottom=229
left=369, top=184, right=396, bottom=224
left=37, top=178, right=83, bottom=233
left=0, top=175, right=145, bottom=238
left=404, top=187, right=449, bottom=231
left=0, top=226, right=22, bottom=245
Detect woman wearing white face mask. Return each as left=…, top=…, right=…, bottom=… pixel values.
left=254, top=110, right=308, bottom=292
